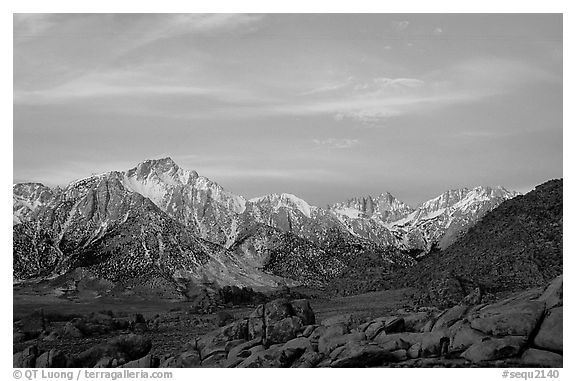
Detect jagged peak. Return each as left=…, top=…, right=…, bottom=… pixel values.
left=248, top=192, right=313, bottom=218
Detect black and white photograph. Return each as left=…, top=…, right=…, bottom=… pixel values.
left=9, top=6, right=567, bottom=376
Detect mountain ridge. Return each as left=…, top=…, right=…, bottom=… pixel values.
left=13, top=157, right=524, bottom=295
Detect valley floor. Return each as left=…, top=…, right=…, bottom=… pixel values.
left=13, top=286, right=416, bottom=361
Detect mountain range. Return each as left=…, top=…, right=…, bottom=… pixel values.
left=13, top=157, right=521, bottom=297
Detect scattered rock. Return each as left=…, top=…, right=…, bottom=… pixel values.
left=319, top=331, right=365, bottom=355
left=13, top=345, right=38, bottom=368
left=520, top=348, right=562, bottom=368
left=448, top=320, right=487, bottom=353
left=278, top=337, right=311, bottom=366
left=291, top=348, right=323, bottom=368
left=407, top=343, right=422, bottom=359
left=35, top=349, right=68, bottom=368
left=63, top=321, right=84, bottom=338
left=538, top=275, right=563, bottom=309
left=432, top=305, right=468, bottom=332
left=201, top=352, right=227, bottom=368
left=469, top=301, right=545, bottom=337
left=291, top=299, right=315, bottom=325
left=330, top=342, right=392, bottom=367
left=461, top=337, right=526, bottom=363
left=266, top=316, right=302, bottom=345
left=75, top=334, right=152, bottom=368
left=533, top=307, right=562, bottom=353
left=320, top=314, right=353, bottom=332
left=121, top=354, right=153, bottom=368
left=301, top=325, right=316, bottom=338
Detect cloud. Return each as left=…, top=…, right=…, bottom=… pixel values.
left=13, top=63, right=269, bottom=106
left=136, top=14, right=265, bottom=46
left=312, top=138, right=360, bottom=149
left=432, top=27, right=444, bottom=36
left=391, top=21, right=410, bottom=33
left=14, top=14, right=56, bottom=37
left=300, top=77, right=355, bottom=95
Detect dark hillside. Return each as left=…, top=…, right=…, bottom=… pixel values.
left=393, top=179, right=562, bottom=307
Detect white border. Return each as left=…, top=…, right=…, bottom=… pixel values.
left=3, top=2, right=572, bottom=380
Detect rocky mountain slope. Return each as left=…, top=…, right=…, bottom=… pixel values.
left=13, top=183, right=57, bottom=225
left=331, top=186, right=519, bottom=255
left=393, top=179, right=563, bottom=307
left=13, top=157, right=524, bottom=294
left=12, top=170, right=294, bottom=295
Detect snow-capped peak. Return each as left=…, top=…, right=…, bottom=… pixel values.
left=330, top=191, right=413, bottom=222
left=249, top=193, right=313, bottom=218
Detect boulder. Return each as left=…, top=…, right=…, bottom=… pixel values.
left=291, top=348, right=324, bottom=368
left=94, top=356, right=114, bottom=368
left=538, top=275, right=563, bottom=309
left=520, top=348, right=562, bottom=368
left=364, top=321, right=386, bottom=341
left=266, top=316, right=303, bottom=345
left=197, top=319, right=249, bottom=358
left=420, top=331, right=451, bottom=357
left=301, top=325, right=316, bottom=338
left=236, top=345, right=283, bottom=368
left=248, top=305, right=265, bottom=340
left=13, top=330, right=26, bottom=343
left=63, top=321, right=84, bottom=338
left=264, top=299, right=293, bottom=324
left=374, top=331, right=450, bottom=358
left=461, top=337, right=526, bottom=363
left=13, top=345, right=38, bottom=368
left=120, top=354, right=153, bottom=368
left=469, top=301, right=545, bottom=337
left=281, top=336, right=312, bottom=364
left=201, top=352, right=227, bottom=368
left=403, top=311, right=433, bottom=332
left=534, top=307, right=562, bottom=353
left=75, top=334, right=152, bottom=368
left=431, top=305, right=468, bottom=332
left=320, top=314, right=353, bottom=332
left=291, top=299, right=315, bottom=325
left=35, top=349, right=68, bottom=368
left=329, top=342, right=392, bottom=367
left=383, top=317, right=406, bottom=334
left=319, top=331, right=365, bottom=355
left=448, top=320, right=488, bottom=353
left=227, top=338, right=262, bottom=361
left=407, top=343, right=422, bottom=359
left=174, top=351, right=201, bottom=368
left=374, top=332, right=419, bottom=352
left=390, top=349, right=408, bottom=362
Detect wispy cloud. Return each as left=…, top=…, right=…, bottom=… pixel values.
left=133, top=14, right=265, bottom=47
left=312, top=138, right=360, bottom=149
left=14, top=14, right=56, bottom=37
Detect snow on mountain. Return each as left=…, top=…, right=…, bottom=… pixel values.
left=13, top=183, right=57, bottom=224
left=390, top=186, right=520, bottom=253
left=330, top=192, right=414, bottom=223
left=248, top=193, right=313, bottom=219
left=12, top=167, right=287, bottom=291
left=12, top=157, right=521, bottom=292
left=122, top=157, right=246, bottom=245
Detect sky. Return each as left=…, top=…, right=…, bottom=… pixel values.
left=13, top=14, right=562, bottom=207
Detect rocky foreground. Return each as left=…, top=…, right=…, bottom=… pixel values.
left=14, top=275, right=562, bottom=368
